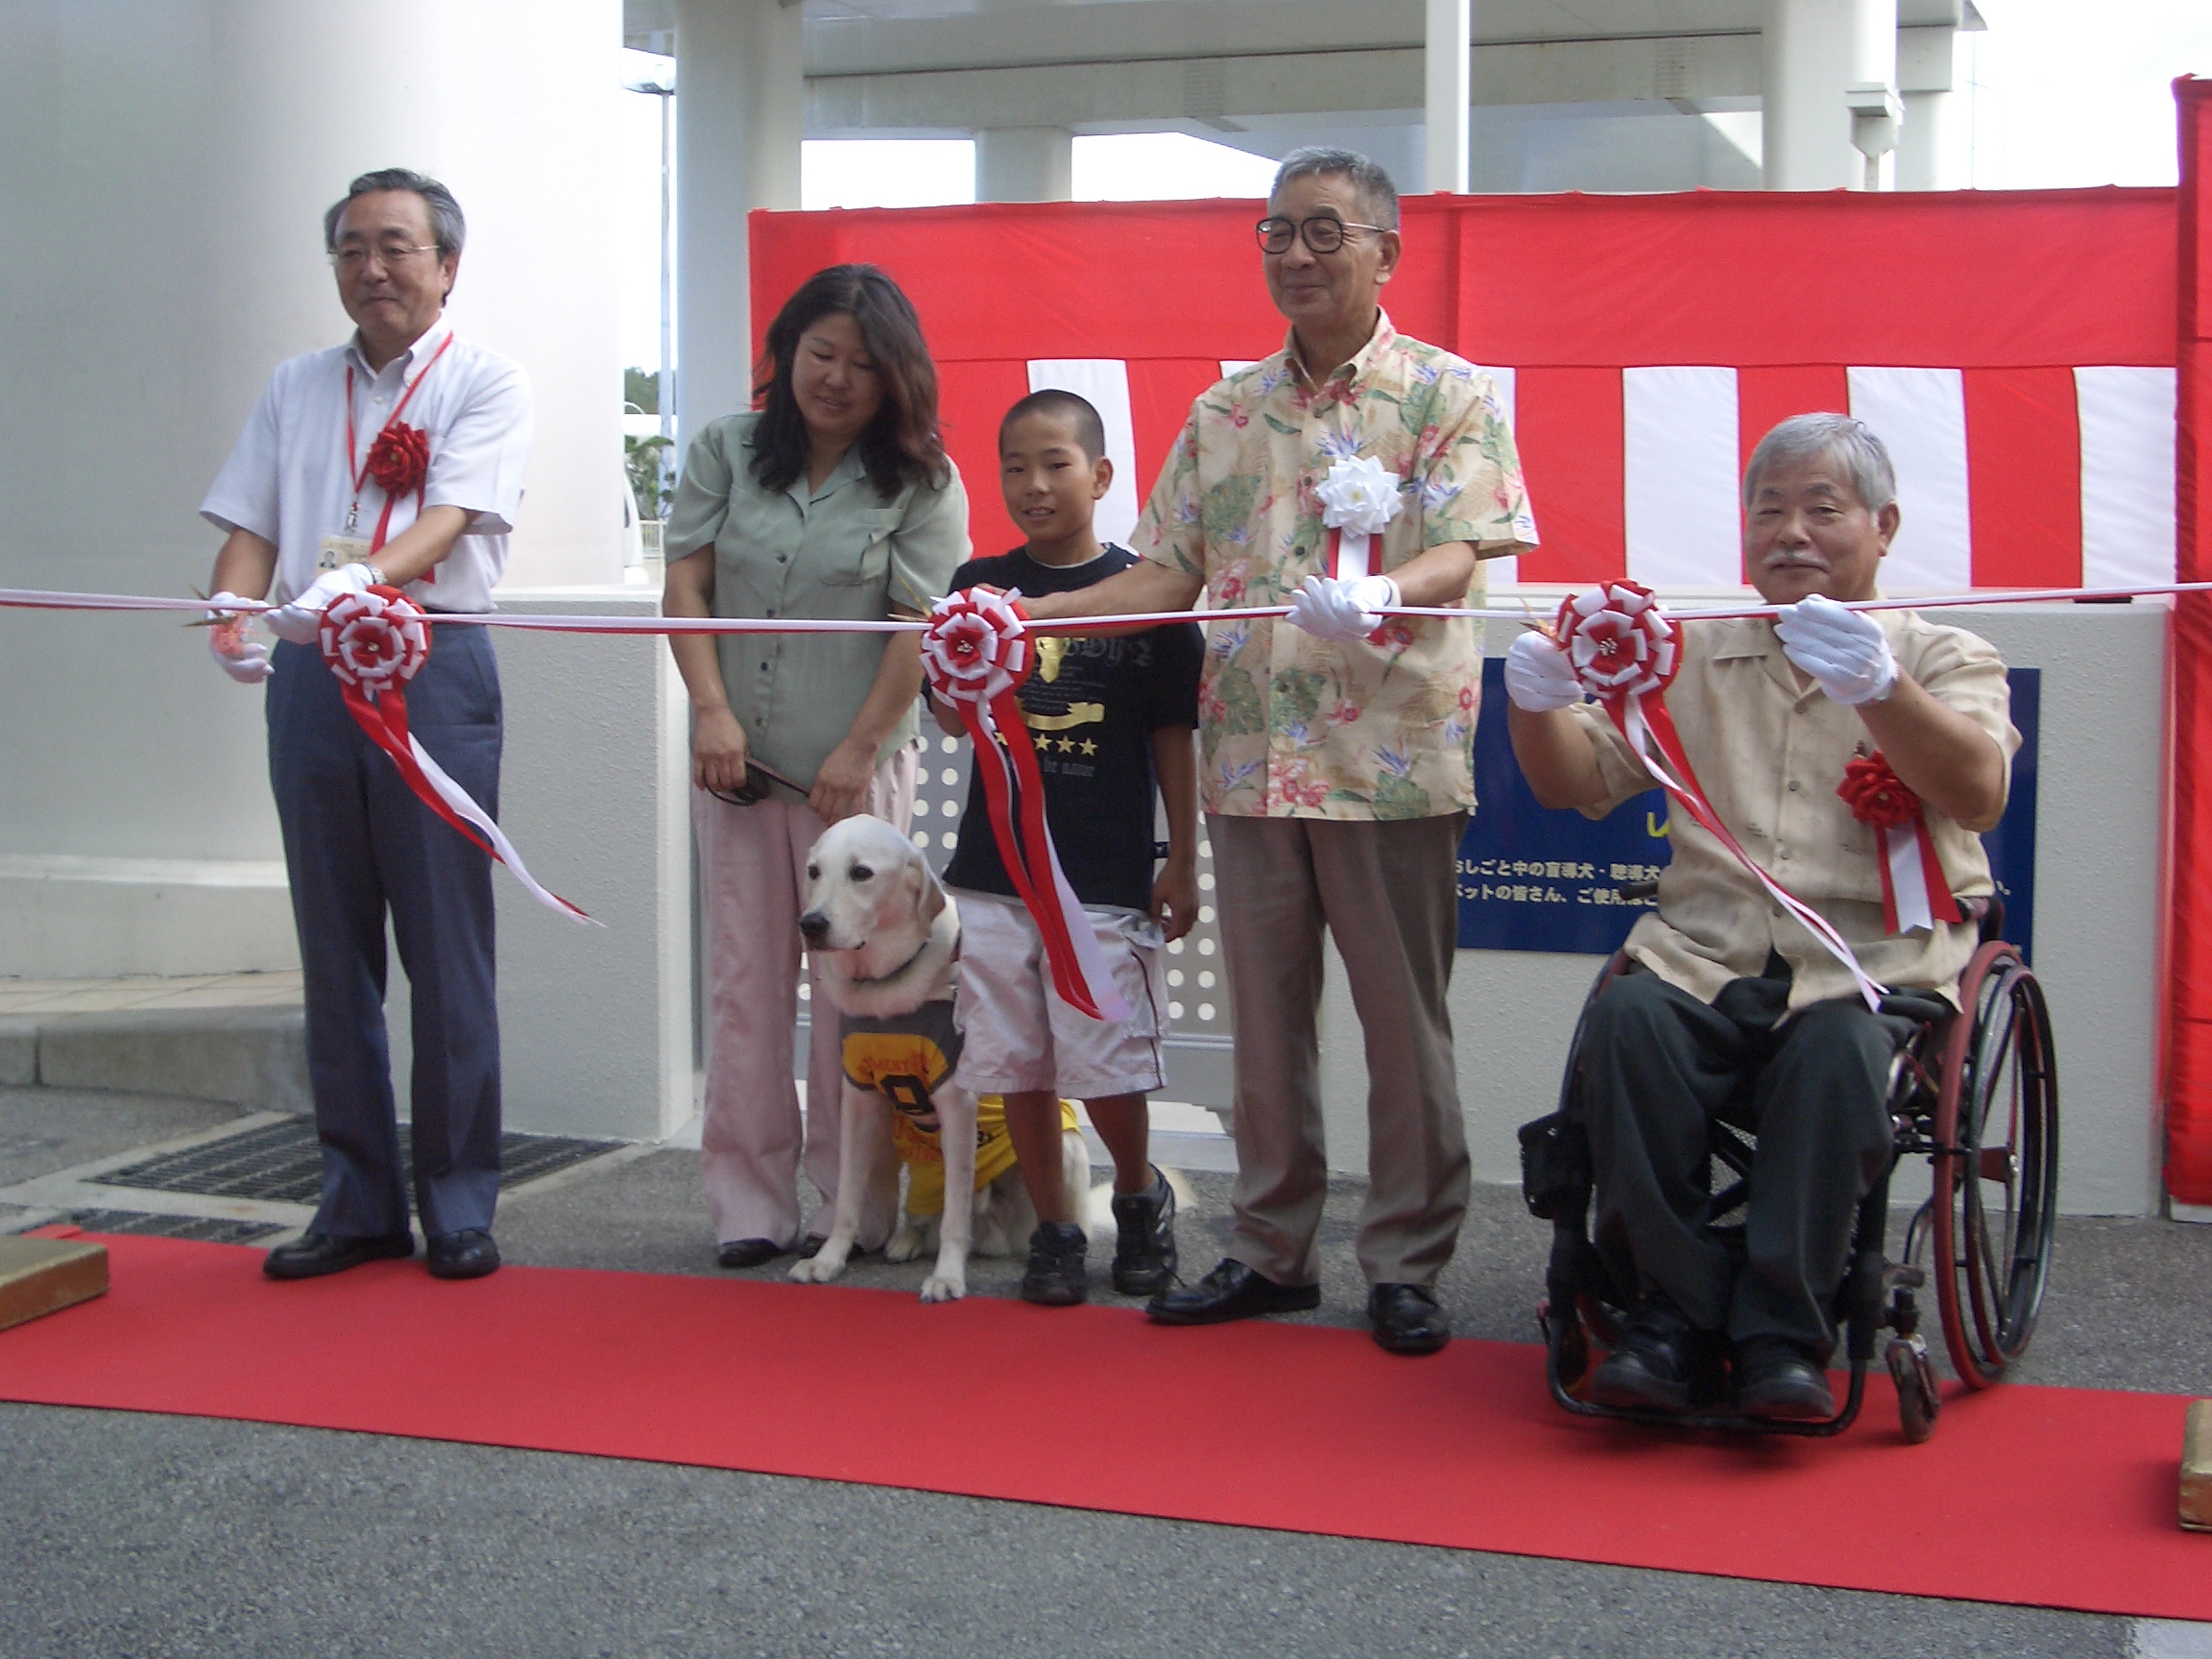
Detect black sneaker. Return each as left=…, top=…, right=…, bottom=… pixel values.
left=1109, top=1166, right=1179, bottom=1296
left=1021, top=1222, right=1089, bottom=1307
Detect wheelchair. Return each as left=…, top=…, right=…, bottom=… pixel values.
left=1521, top=896, right=2058, bottom=1442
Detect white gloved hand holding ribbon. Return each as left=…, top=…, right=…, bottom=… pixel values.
left=205, top=591, right=273, bottom=685
left=267, top=563, right=376, bottom=645
left=1773, top=592, right=1897, bottom=706
left=1503, top=629, right=1583, bottom=712
left=1287, top=572, right=1401, bottom=642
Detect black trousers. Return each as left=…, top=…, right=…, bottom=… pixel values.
left=267, top=630, right=503, bottom=1240
left=1577, top=966, right=1898, bottom=1358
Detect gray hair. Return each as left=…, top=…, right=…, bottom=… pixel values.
left=1742, top=413, right=1897, bottom=515
left=324, top=167, right=467, bottom=256
left=1270, top=146, right=1400, bottom=231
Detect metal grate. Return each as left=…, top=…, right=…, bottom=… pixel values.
left=99, top=1118, right=618, bottom=1206
left=55, top=1209, right=285, bottom=1245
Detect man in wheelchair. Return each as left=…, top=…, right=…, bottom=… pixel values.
left=1503, top=414, right=2020, bottom=1421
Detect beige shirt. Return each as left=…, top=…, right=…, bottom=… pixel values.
left=1573, top=609, right=2020, bottom=1011
left=664, top=412, right=970, bottom=788
left=1133, top=313, right=1538, bottom=820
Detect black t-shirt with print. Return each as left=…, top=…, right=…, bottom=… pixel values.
left=940, top=544, right=1203, bottom=913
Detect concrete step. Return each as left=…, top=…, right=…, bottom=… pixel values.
left=0, top=999, right=314, bottom=1118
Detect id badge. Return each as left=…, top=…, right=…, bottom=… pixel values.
left=319, top=534, right=372, bottom=573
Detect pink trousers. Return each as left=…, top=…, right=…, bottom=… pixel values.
left=693, top=746, right=918, bottom=1249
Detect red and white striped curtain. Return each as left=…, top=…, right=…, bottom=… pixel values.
left=752, top=166, right=2201, bottom=1197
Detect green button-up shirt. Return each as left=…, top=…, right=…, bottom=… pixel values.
left=664, top=412, right=970, bottom=788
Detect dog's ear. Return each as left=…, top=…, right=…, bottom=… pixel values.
left=912, top=853, right=947, bottom=926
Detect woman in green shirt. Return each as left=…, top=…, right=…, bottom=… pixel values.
left=663, top=264, right=970, bottom=1268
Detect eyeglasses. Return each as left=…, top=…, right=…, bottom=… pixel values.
left=329, top=243, right=441, bottom=274
left=1255, top=215, right=1386, bottom=255
left=708, top=759, right=808, bottom=806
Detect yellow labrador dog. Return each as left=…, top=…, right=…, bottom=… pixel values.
left=790, top=815, right=1088, bottom=1303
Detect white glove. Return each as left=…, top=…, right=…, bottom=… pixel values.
left=266, top=563, right=376, bottom=644
left=1774, top=592, right=1897, bottom=706
left=204, top=591, right=274, bottom=685
left=1503, top=630, right=1583, bottom=713
left=1287, top=573, right=1400, bottom=643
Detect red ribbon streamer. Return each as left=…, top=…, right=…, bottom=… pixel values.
left=318, top=587, right=591, bottom=925
left=921, top=593, right=1128, bottom=1022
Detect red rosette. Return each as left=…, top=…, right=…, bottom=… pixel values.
left=1553, top=579, right=1680, bottom=703
left=318, top=585, right=430, bottom=693
left=1839, top=752, right=1921, bottom=831
left=922, top=589, right=1032, bottom=705
left=364, top=421, right=430, bottom=498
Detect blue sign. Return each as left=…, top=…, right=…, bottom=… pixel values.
left=1457, top=661, right=2040, bottom=962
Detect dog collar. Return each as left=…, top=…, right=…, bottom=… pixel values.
left=847, top=937, right=935, bottom=988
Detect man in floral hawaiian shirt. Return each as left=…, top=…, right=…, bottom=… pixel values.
left=1022, top=147, right=1537, bottom=1355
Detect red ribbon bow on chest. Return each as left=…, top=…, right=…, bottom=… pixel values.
left=1839, top=753, right=1962, bottom=934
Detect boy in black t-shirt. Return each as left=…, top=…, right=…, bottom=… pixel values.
left=931, top=390, right=1203, bottom=1307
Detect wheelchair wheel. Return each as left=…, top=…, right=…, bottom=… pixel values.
left=1931, top=943, right=2059, bottom=1388
left=1886, top=1335, right=1940, bottom=1444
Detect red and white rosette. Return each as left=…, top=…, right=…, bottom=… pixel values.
left=1556, top=580, right=1885, bottom=1010
left=319, top=587, right=592, bottom=926
left=922, top=590, right=1129, bottom=1022
left=1839, top=753, right=1962, bottom=936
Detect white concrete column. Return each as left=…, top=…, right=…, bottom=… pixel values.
left=674, top=0, right=804, bottom=441
left=0, top=0, right=623, bottom=960
left=1897, top=26, right=1966, bottom=190
left=1762, top=0, right=1899, bottom=190
left=1424, top=0, right=1472, bottom=194
left=975, top=127, right=1073, bottom=203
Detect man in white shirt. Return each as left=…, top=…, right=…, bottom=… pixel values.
left=200, top=168, right=534, bottom=1282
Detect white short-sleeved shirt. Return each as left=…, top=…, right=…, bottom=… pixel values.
left=201, top=316, right=533, bottom=613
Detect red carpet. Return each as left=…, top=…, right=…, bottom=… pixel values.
left=0, top=1235, right=2203, bottom=1619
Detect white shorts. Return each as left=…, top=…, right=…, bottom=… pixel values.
left=950, top=890, right=1169, bottom=1098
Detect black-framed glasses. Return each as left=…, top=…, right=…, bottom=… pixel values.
left=329, top=242, right=442, bottom=275
left=1255, top=215, right=1386, bottom=255
left=708, top=759, right=808, bottom=806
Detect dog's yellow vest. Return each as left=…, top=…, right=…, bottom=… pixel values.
left=837, top=1000, right=1079, bottom=1216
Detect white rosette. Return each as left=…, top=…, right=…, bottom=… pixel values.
left=1315, top=453, right=1404, bottom=581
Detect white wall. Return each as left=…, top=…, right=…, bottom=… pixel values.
left=0, top=0, right=624, bottom=962
left=1310, top=606, right=2169, bottom=1218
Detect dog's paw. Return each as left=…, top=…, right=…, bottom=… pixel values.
left=788, top=1253, right=845, bottom=1284
left=883, top=1224, right=924, bottom=1264
left=918, top=1271, right=967, bottom=1304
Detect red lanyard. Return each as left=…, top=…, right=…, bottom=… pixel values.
left=343, top=330, right=454, bottom=535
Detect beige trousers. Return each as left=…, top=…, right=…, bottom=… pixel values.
left=1209, top=811, right=1471, bottom=1288
left=694, top=747, right=918, bottom=1249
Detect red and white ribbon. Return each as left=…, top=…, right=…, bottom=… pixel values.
left=921, top=590, right=1129, bottom=1022
left=1839, top=753, right=1963, bottom=936
left=319, top=587, right=593, bottom=926
left=1316, top=453, right=1402, bottom=583
left=1556, top=580, right=1886, bottom=1010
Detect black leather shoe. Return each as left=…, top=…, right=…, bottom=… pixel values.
left=1146, top=1258, right=1319, bottom=1326
left=1589, top=1295, right=1722, bottom=1412
left=1367, top=1283, right=1452, bottom=1356
left=1109, top=1167, right=1178, bottom=1296
left=262, top=1230, right=413, bottom=1281
left=717, top=1238, right=787, bottom=1270
left=425, top=1229, right=501, bottom=1281
left=1021, top=1222, right=1090, bottom=1307
left=1731, top=1337, right=1837, bottom=1421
